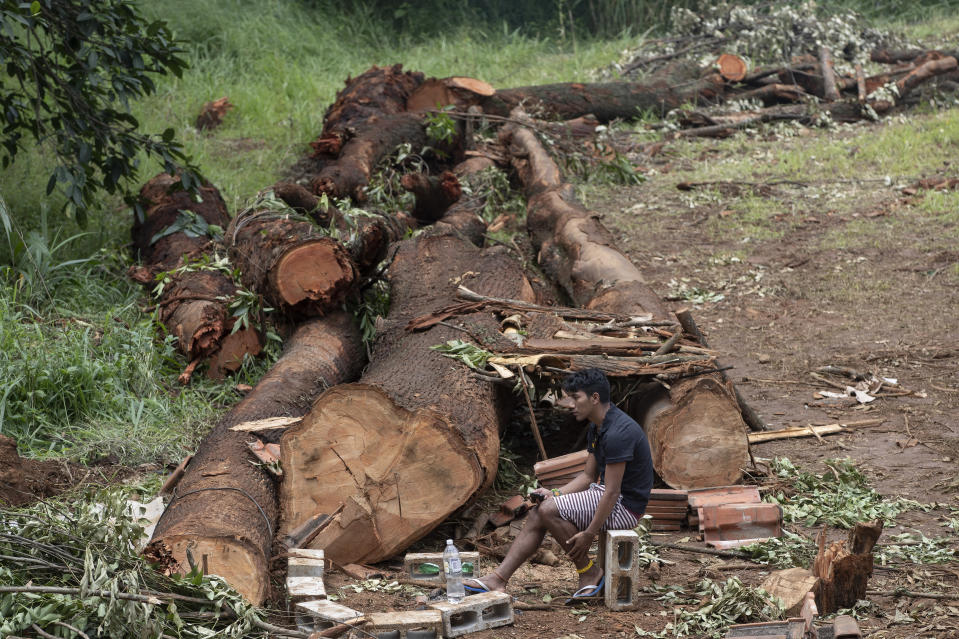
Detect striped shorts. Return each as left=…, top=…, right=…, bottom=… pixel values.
left=553, top=483, right=640, bottom=531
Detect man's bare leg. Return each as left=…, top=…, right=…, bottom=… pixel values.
left=468, top=500, right=602, bottom=592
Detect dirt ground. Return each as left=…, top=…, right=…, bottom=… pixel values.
left=298, top=114, right=959, bottom=639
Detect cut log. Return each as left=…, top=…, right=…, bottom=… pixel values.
left=819, top=47, right=841, bottom=101
left=479, top=75, right=727, bottom=122
left=129, top=174, right=255, bottom=374
left=716, top=53, right=747, bottom=82
left=400, top=171, right=462, bottom=222
left=271, top=181, right=416, bottom=274
left=501, top=110, right=749, bottom=489
left=406, top=76, right=495, bottom=112
left=131, top=173, right=230, bottom=277
left=146, top=312, right=364, bottom=604
left=812, top=521, right=883, bottom=614
left=279, top=232, right=536, bottom=566
left=225, top=211, right=356, bottom=317
left=311, top=112, right=430, bottom=201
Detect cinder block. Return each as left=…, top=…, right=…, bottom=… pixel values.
left=429, top=590, right=513, bottom=637
left=289, top=548, right=325, bottom=563
left=369, top=610, right=443, bottom=639
left=294, top=599, right=361, bottom=634
left=286, top=575, right=327, bottom=601
left=604, top=529, right=640, bottom=611
left=403, top=552, right=480, bottom=584
left=288, top=556, right=324, bottom=578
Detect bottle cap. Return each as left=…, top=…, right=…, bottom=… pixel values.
left=446, top=539, right=453, bottom=545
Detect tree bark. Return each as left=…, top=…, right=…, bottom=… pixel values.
left=130, top=174, right=261, bottom=373
left=146, top=312, right=364, bottom=605
left=401, top=171, right=462, bottom=222
left=813, top=521, right=883, bottom=614
left=500, top=111, right=749, bottom=489
left=311, top=64, right=425, bottom=157
left=433, top=157, right=497, bottom=245
left=479, top=75, right=727, bottom=122
left=225, top=211, right=356, bottom=317
left=279, top=232, right=536, bottom=566
left=311, top=112, right=430, bottom=201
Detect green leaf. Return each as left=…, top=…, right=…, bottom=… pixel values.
left=29, top=1, right=40, bottom=16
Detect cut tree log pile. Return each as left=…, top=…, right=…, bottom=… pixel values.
left=140, top=47, right=955, bottom=603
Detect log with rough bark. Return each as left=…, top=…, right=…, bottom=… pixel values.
left=271, top=181, right=416, bottom=273
left=278, top=231, right=536, bottom=566
left=500, top=111, right=749, bottom=490
left=130, top=173, right=261, bottom=380
left=433, top=156, right=497, bottom=245
left=812, top=521, right=883, bottom=614
left=311, top=64, right=425, bottom=157
left=401, top=171, right=462, bottom=222
left=479, top=75, right=727, bottom=122
left=146, top=312, right=364, bottom=605
left=311, top=112, right=431, bottom=201
left=225, top=209, right=356, bottom=317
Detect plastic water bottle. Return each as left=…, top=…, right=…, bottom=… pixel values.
left=443, top=539, right=465, bottom=603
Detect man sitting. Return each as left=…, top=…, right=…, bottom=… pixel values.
left=465, top=368, right=653, bottom=599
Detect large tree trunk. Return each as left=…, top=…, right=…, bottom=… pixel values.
left=312, top=64, right=425, bottom=157
left=478, top=75, right=727, bottom=122
left=146, top=312, right=364, bottom=605
left=129, top=174, right=262, bottom=378
left=279, top=231, right=536, bottom=565
left=500, top=113, right=749, bottom=490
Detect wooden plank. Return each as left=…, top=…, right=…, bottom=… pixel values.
left=747, top=419, right=883, bottom=444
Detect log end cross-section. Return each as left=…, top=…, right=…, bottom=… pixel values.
left=280, top=384, right=482, bottom=565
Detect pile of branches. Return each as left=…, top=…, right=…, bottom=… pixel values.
left=609, top=1, right=904, bottom=78
left=0, top=489, right=297, bottom=639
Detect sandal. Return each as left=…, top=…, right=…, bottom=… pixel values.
left=564, top=573, right=605, bottom=605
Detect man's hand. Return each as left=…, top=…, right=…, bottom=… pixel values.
left=566, top=530, right=595, bottom=562
left=530, top=487, right=551, bottom=503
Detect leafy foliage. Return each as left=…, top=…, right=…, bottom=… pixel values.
left=431, top=339, right=492, bottom=370
left=765, top=457, right=927, bottom=528
left=0, top=488, right=269, bottom=638
left=149, top=210, right=223, bottom=245
left=0, top=0, right=201, bottom=226
left=876, top=532, right=958, bottom=565
left=741, top=529, right=817, bottom=569
left=635, top=577, right=784, bottom=638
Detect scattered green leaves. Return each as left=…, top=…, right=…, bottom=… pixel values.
left=876, top=532, right=958, bottom=565
left=431, top=339, right=492, bottom=370
left=635, top=577, right=784, bottom=638
left=150, top=210, right=223, bottom=245
left=765, top=457, right=928, bottom=528
left=0, top=488, right=267, bottom=638
left=425, top=107, right=457, bottom=145
left=740, top=529, right=817, bottom=569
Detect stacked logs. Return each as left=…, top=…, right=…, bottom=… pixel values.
left=144, top=52, right=951, bottom=604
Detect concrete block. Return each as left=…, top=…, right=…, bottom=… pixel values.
left=429, top=590, right=513, bottom=637
left=403, top=552, right=480, bottom=584
left=294, top=599, right=361, bottom=634
left=289, top=548, right=325, bottom=563
left=288, top=556, right=324, bottom=578
left=604, top=529, right=640, bottom=611
left=286, top=575, right=326, bottom=601
left=368, top=610, right=443, bottom=639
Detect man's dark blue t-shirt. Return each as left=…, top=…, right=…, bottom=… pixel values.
left=585, top=404, right=654, bottom=515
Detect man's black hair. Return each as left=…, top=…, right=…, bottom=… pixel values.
left=562, top=368, right=611, bottom=404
